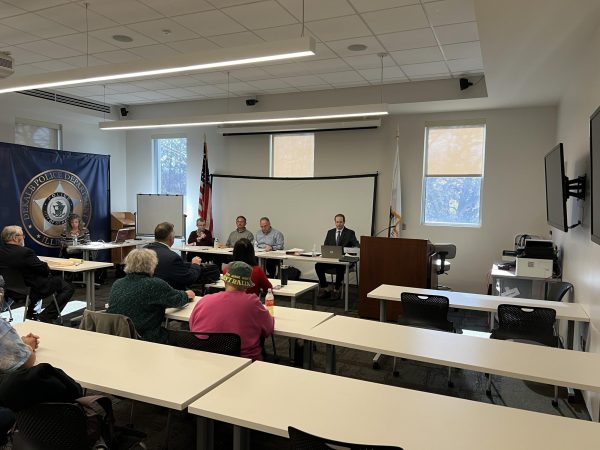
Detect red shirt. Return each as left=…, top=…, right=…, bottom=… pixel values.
left=223, top=265, right=272, bottom=297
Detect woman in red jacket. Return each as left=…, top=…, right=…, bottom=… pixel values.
left=223, top=238, right=272, bottom=297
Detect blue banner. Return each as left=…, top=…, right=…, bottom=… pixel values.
left=0, top=142, right=110, bottom=256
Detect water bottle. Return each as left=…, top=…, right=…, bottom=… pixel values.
left=311, top=243, right=316, bottom=257
left=265, top=288, right=275, bottom=316
left=213, top=238, right=219, bottom=249
left=73, top=235, right=78, bottom=246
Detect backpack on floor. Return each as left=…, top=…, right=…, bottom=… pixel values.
left=76, top=395, right=115, bottom=449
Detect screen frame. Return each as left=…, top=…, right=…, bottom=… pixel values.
left=591, top=105, right=600, bottom=244
left=544, top=143, right=568, bottom=233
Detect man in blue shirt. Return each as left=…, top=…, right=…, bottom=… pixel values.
left=0, top=320, right=39, bottom=373
left=255, top=217, right=284, bottom=278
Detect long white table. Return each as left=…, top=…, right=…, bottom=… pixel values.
left=14, top=321, right=251, bottom=410
left=173, top=245, right=355, bottom=311
left=304, top=315, right=600, bottom=395
left=206, top=277, right=318, bottom=308
left=39, top=256, right=113, bottom=310
left=70, top=239, right=142, bottom=261
left=188, top=361, right=600, bottom=450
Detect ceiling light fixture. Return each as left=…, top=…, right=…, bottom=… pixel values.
left=0, top=37, right=315, bottom=94
left=98, top=104, right=389, bottom=131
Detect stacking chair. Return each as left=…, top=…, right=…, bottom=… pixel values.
left=166, top=329, right=241, bottom=356
left=545, top=281, right=573, bottom=302
left=288, top=426, right=403, bottom=450
left=325, top=262, right=359, bottom=298
left=393, top=292, right=456, bottom=386
left=487, top=304, right=560, bottom=406
left=0, top=266, right=61, bottom=324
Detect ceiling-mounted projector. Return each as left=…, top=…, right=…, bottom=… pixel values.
left=0, top=52, right=14, bottom=79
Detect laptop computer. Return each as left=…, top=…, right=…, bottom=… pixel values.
left=113, top=228, right=130, bottom=243
left=321, top=245, right=343, bottom=259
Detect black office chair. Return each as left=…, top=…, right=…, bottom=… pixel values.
left=0, top=266, right=61, bottom=324
left=487, top=304, right=560, bottom=406
left=394, top=292, right=456, bottom=386
left=545, top=281, right=573, bottom=302
left=166, top=329, right=241, bottom=356
left=288, top=426, right=403, bottom=450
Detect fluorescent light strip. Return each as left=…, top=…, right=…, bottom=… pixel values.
left=99, top=104, right=389, bottom=131
left=0, top=37, right=315, bottom=94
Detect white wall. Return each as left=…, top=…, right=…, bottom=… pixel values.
left=555, top=22, right=600, bottom=419
left=125, top=100, right=556, bottom=294
left=0, top=92, right=128, bottom=211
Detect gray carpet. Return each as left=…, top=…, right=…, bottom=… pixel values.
left=59, top=270, right=589, bottom=450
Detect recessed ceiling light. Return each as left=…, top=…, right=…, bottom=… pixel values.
left=347, top=44, right=367, bottom=52
left=162, top=29, right=172, bottom=36
left=113, top=35, right=133, bottom=43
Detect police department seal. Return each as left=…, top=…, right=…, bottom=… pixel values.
left=20, top=170, right=92, bottom=247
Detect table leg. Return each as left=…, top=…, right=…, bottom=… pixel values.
left=83, top=249, right=91, bottom=261
left=291, top=296, right=296, bottom=308
left=566, top=319, right=576, bottom=401
left=233, top=425, right=250, bottom=450
left=379, top=299, right=387, bottom=322
left=303, top=339, right=313, bottom=370
left=344, top=264, right=349, bottom=312
left=196, top=417, right=213, bottom=450
left=312, top=286, right=318, bottom=310
left=85, top=270, right=96, bottom=311
left=325, top=344, right=336, bottom=374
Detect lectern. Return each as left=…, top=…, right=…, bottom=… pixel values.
left=358, top=236, right=437, bottom=320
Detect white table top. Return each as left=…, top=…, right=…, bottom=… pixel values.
left=70, top=239, right=141, bottom=251
left=39, top=256, right=113, bottom=272
left=188, top=361, right=600, bottom=450
left=305, top=315, right=600, bottom=392
left=14, top=321, right=251, bottom=410
left=165, top=301, right=333, bottom=339
left=207, top=277, right=317, bottom=298
left=367, top=285, right=589, bottom=322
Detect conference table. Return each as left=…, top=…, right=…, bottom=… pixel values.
left=206, top=277, right=318, bottom=308
left=39, top=256, right=113, bottom=311
left=173, top=245, right=355, bottom=311
left=188, top=361, right=600, bottom=450
left=70, top=239, right=142, bottom=261
left=302, top=315, right=600, bottom=396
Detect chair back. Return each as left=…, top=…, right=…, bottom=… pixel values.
left=497, top=304, right=556, bottom=334
left=288, top=426, right=403, bottom=450
left=0, top=266, right=29, bottom=297
left=79, top=310, right=139, bottom=339
left=15, top=402, right=89, bottom=450
left=167, top=329, right=241, bottom=356
left=399, top=292, right=453, bottom=332
left=545, top=282, right=573, bottom=302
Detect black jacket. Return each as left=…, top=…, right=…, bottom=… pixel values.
left=144, top=241, right=201, bottom=290
left=0, top=243, right=53, bottom=298
left=323, top=227, right=360, bottom=248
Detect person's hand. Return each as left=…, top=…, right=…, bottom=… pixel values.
left=199, top=232, right=206, bottom=240
left=185, top=290, right=195, bottom=301
left=22, top=333, right=40, bottom=351
left=265, top=245, right=273, bottom=252
left=192, top=256, right=202, bottom=265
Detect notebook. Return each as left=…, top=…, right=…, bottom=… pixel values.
left=321, top=245, right=343, bottom=259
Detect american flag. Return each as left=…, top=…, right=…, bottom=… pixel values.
left=389, top=123, right=402, bottom=238
left=198, top=140, right=213, bottom=232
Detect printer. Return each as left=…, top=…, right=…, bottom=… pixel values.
left=515, top=239, right=554, bottom=278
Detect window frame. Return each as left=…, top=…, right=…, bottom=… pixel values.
left=15, top=117, right=63, bottom=150
left=421, top=120, right=487, bottom=228
left=269, top=132, right=315, bottom=178
left=152, top=134, right=189, bottom=195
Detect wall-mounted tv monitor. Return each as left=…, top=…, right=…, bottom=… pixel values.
left=591, top=106, right=600, bottom=244
left=544, top=143, right=568, bottom=232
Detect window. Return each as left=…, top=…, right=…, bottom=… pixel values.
left=270, top=133, right=314, bottom=177
left=422, top=122, right=486, bottom=226
left=153, top=137, right=188, bottom=195
left=15, top=118, right=62, bottom=150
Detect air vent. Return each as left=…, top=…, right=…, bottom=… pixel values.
left=0, top=52, right=14, bottom=78
left=19, top=89, right=111, bottom=114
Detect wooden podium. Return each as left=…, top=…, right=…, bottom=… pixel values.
left=358, top=236, right=437, bottom=321
left=110, top=212, right=135, bottom=264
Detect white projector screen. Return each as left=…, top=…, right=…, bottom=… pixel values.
left=137, top=194, right=185, bottom=237
left=211, top=174, right=376, bottom=253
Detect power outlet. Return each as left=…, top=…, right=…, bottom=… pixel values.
left=401, top=223, right=407, bottom=230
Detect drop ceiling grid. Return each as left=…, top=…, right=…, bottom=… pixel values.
left=0, top=0, right=483, bottom=105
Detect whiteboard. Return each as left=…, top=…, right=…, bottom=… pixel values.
left=136, top=194, right=185, bottom=237
left=211, top=174, right=376, bottom=251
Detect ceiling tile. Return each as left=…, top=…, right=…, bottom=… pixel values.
left=131, top=90, right=175, bottom=101
left=306, top=15, right=371, bottom=42
left=442, top=41, right=481, bottom=59
left=262, top=61, right=312, bottom=76
left=104, top=82, right=151, bottom=93
left=192, top=71, right=230, bottom=83
left=59, top=84, right=109, bottom=96
left=205, top=0, right=257, bottom=7
left=50, top=34, right=119, bottom=54
left=58, top=55, right=109, bottom=67
left=86, top=0, right=163, bottom=25
left=253, top=24, right=303, bottom=41
left=223, top=1, right=296, bottom=30
left=172, top=10, right=246, bottom=37
left=94, top=49, right=143, bottom=63
left=17, top=40, right=81, bottom=58
left=138, top=0, right=214, bottom=16
left=362, top=5, right=428, bottom=34
left=0, top=45, right=48, bottom=64
left=248, top=78, right=292, bottom=90
left=128, top=44, right=178, bottom=58
left=36, top=4, right=118, bottom=32
left=349, top=0, right=418, bottom=12
left=297, top=84, right=330, bottom=91
left=11, top=64, right=45, bottom=76
left=0, top=24, right=36, bottom=45
left=30, top=59, right=77, bottom=71
left=0, top=1, right=26, bottom=18
left=128, top=18, right=201, bottom=43
left=280, top=74, right=327, bottom=87
left=158, top=75, right=206, bottom=87
left=389, top=46, right=443, bottom=65
left=89, top=26, right=158, bottom=48
left=378, top=28, right=437, bottom=51
left=1, top=13, right=77, bottom=39
left=325, top=36, right=385, bottom=57
left=423, top=0, right=476, bottom=26
left=187, top=85, right=226, bottom=96
left=262, top=87, right=299, bottom=94
left=87, top=93, right=146, bottom=103
left=277, top=0, right=355, bottom=21
left=318, top=70, right=364, bottom=84
left=155, top=87, right=197, bottom=98
left=307, top=42, right=338, bottom=61
left=447, top=57, right=483, bottom=72
left=408, top=73, right=451, bottom=80
left=302, top=58, right=351, bottom=74
left=358, top=66, right=407, bottom=81
left=127, top=79, right=174, bottom=90
left=209, top=32, right=263, bottom=48
left=213, top=81, right=254, bottom=94
left=401, top=60, right=449, bottom=76
left=3, top=0, right=70, bottom=11
left=166, top=37, right=220, bottom=53
left=229, top=67, right=271, bottom=81
left=434, top=21, right=478, bottom=44
left=343, top=53, right=396, bottom=70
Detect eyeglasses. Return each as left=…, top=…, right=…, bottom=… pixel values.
left=14, top=234, right=23, bottom=237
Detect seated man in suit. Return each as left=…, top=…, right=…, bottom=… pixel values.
left=315, top=214, right=360, bottom=299
left=0, top=225, right=74, bottom=322
left=145, top=222, right=202, bottom=290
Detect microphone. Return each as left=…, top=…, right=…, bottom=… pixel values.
left=373, top=225, right=398, bottom=237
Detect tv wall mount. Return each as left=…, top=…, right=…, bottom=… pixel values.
left=565, top=174, right=586, bottom=229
